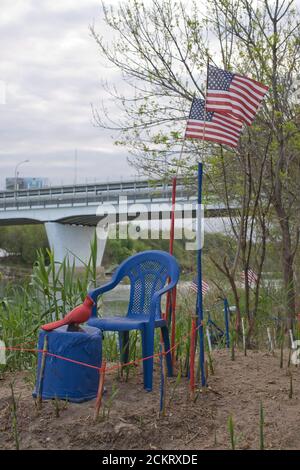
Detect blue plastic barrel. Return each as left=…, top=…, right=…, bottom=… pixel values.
left=33, top=325, right=102, bottom=403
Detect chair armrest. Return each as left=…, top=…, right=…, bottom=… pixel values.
left=88, top=278, right=120, bottom=317
left=150, top=278, right=178, bottom=321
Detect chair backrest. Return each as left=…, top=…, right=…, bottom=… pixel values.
left=115, top=250, right=180, bottom=318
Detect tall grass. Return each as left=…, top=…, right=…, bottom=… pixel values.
left=0, top=238, right=100, bottom=370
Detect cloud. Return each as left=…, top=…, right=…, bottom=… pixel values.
left=0, top=1, right=132, bottom=189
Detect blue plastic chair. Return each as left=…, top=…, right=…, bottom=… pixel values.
left=88, top=250, right=180, bottom=391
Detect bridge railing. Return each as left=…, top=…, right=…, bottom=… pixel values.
left=0, top=180, right=195, bottom=211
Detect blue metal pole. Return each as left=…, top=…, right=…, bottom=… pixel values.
left=197, top=162, right=206, bottom=387
left=224, top=298, right=230, bottom=349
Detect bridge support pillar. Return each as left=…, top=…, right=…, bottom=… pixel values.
left=44, top=222, right=107, bottom=267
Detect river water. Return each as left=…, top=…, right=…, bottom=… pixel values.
left=0, top=263, right=193, bottom=318
left=0, top=263, right=131, bottom=316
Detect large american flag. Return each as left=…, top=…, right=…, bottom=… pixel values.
left=241, top=269, right=258, bottom=287
left=185, top=98, right=243, bottom=148
left=190, top=277, right=210, bottom=296
left=206, top=65, right=269, bottom=126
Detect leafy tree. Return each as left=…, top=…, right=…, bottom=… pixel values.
left=0, top=225, right=49, bottom=265
left=93, top=0, right=300, bottom=327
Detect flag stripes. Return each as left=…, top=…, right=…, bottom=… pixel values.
left=206, top=65, right=268, bottom=126
left=190, top=277, right=210, bottom=296
left=185, top=98, right=243, bottom=148
left=241, top=269, right=258, bottom=287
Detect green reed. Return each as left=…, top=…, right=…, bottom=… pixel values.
left=0, top=237, right=101, bottom=370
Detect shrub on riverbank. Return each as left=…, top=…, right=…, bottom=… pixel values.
left=0, top=225, right=49, bottom=265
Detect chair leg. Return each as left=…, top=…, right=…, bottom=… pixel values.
left=161, top=325, right=173, bottom=377
left=141, top=326, right=154, bottom=392
left=118, top=331, right=130, bottom=365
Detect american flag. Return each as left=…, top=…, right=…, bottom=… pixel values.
left=206, top=65, right=269, bottom=126
left=241, top=269, right=258, bottom=287
left=190, top=277, right=210, bottom=296
left=185, top=98, right=243, bottom=148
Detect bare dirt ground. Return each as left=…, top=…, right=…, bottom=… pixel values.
left=0, top=349, right=300, bottom=450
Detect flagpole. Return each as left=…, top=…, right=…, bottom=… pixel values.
left=197, top=161, right=206, bottom=387
left=196, top=57, right=210, bottom=388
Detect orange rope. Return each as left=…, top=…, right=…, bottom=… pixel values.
left=0, top=322, right=203, bottom=374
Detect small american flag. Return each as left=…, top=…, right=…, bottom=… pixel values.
left=206, top=65, right=269, bottom=126
left=190, top=277, right=210, bottom=296
left=241, top=269, right=258, bottom=287
left=185, top=98, right=243, bottom=148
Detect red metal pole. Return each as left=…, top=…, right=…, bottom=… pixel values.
left=169, top=177, right=177, bottom=255
left=171, top=286, right=177, bottom=367
left=168, top=178, right=177, bottom=365
left=165, top=177, right=177, bottom=322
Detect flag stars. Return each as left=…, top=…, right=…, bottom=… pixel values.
left=189, top=99, right=213, bottom=121
left=208, top=65, right=232, bottom=91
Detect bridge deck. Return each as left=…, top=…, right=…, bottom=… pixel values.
left=0, top=179, right=193, bottom=211
left=0, top=179, right=236, bottom=226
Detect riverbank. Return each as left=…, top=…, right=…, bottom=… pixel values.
left=1, top=349, right=299, bottom=450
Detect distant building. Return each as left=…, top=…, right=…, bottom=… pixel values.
left=6, top=177, right=49, bottom=191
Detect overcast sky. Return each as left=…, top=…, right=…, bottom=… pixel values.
left=1, top=1, right=299, bottom=191
left=0, top=0, right=134, bottom=189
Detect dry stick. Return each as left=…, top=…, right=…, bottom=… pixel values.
left=289, top=372, right=293, bottom=399
left=241, top=318, right=247, bottom=356
left=273, top=327, right=277, bottom=349
left=160, top=343, right=168, bottom=416
left=230, top=331, right=235, bottom=361
left=185, top=430, right=201, bottom=445
left=0, top=340, right=6, bottom=366
left=206, top=327, right=212, bottom=353
left=206, top=327, right=215, bottom=375
left=207, top=348, right=214, bottom=375
left=205, top=360, right=209, bottom=384
left=267, top=327, right=274, bottom=353
left=163, top=344, right=168, bottom=415
left=189, top=319, right=196, bottom=400
left=287, top=348, right=291, bottom=368
left=10, top=382, right=20, bottom=450
left=94, top=361, right=106, bottom=421
left=37, top=335, right=48, bottom=410
left=288, top=328, right=294, bottom=369
left=289, top=329, right=294, bottom=349
left=259, top=401, right=264, bottom=450
left=280, top=335, right=284, bottom=369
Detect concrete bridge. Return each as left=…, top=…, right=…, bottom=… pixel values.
left=0, top=178, right=234, bottom=266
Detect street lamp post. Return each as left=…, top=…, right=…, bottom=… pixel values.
left=14, top=159, right=30, bottom=191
